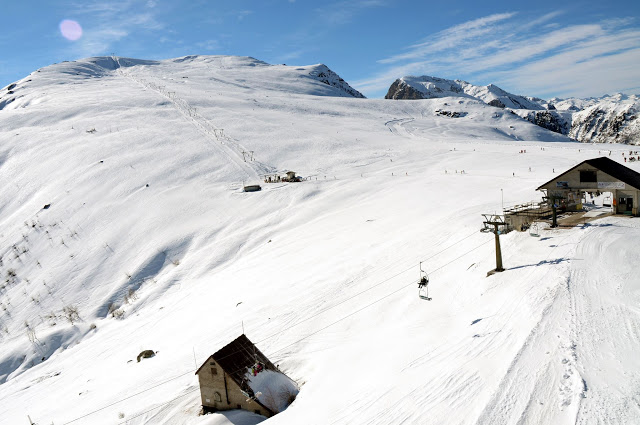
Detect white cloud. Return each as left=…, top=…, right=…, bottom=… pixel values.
left=519, top=10, right=565, bottom=30
left=236, top=10, right=253, bottom=20
left=380, top=12, right=516, bottom=64
left=196, top=39, right=220, bottom=51
left=317, top=0, right=386, bottom=25
left=357, top=12, right=640, bottom=98
left=272, top=49, right=306, bottom=63
left=64, top=0, right=164, bottom=57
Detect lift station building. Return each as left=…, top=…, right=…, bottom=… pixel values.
left=537, top=156, right=640, bottom=216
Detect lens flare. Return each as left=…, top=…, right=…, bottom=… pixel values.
left=59, top=19, right=83, bottom=41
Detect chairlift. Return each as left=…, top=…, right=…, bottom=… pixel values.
left=418, top=262, right=432, bottom=301
left=529, top=222, right=540, bottom=237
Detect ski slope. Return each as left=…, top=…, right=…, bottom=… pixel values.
left=0, top=55, right=639, bottom=425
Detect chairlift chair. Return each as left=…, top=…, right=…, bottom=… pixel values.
left=529, top=222, right=540, bottom=237
left=418, top=262, right=432, bottom=301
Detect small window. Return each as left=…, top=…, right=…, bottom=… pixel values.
left=254, top=410, right=261, bottom=414
left=211, top=367, right=218, bottom=376
left=580, top=170, right=597, bottom=182
left=214, top=392, right=222, bottom=402
left=237, top=404, right=242, bottom=409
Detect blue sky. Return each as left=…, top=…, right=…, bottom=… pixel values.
left=1, top=0, right=639, bottom=99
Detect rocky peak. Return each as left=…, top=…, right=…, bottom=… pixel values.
left=385, top=79, right=425, bottom=100
left=309, top=64, right=365, bottom=98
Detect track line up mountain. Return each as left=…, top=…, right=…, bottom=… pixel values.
left=111, top=56, right=265, bottom=182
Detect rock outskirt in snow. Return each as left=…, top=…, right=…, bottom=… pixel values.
left=569, top=101, right=639, bottom=144
left=308, top=64, right=365, bottom=98
left=385, top=76, right=544, bottom=110
left=511, top=110, right=571, bottom=135
left=385, top=79, right=426, bottom=100
left=386, top=76, right=640, bottom=144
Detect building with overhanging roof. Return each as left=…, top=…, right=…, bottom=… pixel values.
left=195, top=334, right=298, bottom=417
left=536, top=156, right=640, bottom=216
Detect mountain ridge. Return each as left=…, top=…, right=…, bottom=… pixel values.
left=1, top=54, right=639, bottom=425
left=386, top=75, right=640, bottom=145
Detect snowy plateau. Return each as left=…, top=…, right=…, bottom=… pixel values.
left=386, top=76, right=640, bottom=145
left=0, top=55, right=639, bottom=425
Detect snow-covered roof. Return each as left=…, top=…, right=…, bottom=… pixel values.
left=196, top=334, right=298, bottom=413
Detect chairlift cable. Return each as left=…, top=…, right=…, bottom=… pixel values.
left=59, top=232, right=488, bottom=424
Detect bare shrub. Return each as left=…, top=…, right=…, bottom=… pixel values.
left=25, top=321, right=39, bottom=344
left=124, top=288, right=138, bottom=304
left=62, top=305, right=81, bottom=325
left=44, top=311, right=58, bottom=326
left=112, top=308, right=125, bottom=320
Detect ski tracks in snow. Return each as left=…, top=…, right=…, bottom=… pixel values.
left=472, top=229, right=588, bottom=425
left=476, top=221, right=640, bottom=425
left=570, top=224, right=640, bottom=424
left=384, top=117, right=415, bottom=138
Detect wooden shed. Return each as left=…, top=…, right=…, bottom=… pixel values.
left=537, top=157, right=640, bottom=216
left=195, top=334, right=298, bottom=417
left=282, top=171, right=301, bottom=182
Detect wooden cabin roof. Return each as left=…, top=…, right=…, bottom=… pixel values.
left=536, top=156, right=640, bottom=191
left=196, top=335, right=277, bottom=402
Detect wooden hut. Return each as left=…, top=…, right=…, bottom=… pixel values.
left=195, top=334, right=298, bottom=417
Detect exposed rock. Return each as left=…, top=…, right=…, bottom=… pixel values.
left=137, top=350, right=156, bottom=362
left=436, top=110, right=466, bottom=118
left=386, top=74, right=640, bottom=144
left=529, top=111, right=569, bottom=134
left=310, top=65, right=365, bottom=98
left=570, top=105, right=639, bottom=145
left=385, top=79, right=424, bottom=100
left=385, top=76, right=544, bottom=110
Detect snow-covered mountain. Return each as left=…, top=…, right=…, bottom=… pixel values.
left=1, top=55, right=639, bottom=425
left=386, top=76, right=640, bottom=145
left=385, top=76, right=545, bottom=110
left=0, top=55, right=364, bottom=113
left=566, top=97, right=639, bottom=144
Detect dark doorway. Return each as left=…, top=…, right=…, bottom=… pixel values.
left=617, top=196, right=634, bottom=213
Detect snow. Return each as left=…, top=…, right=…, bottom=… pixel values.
left=0, top=55, right=639, bottom=425
left=245, top=369, right=299, bottom=413
left=397, top=76, right=545, bottom=110
left=550, top=94, right=639, bottom=112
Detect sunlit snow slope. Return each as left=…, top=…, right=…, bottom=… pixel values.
left=0, top=55, right=639, bottom=425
